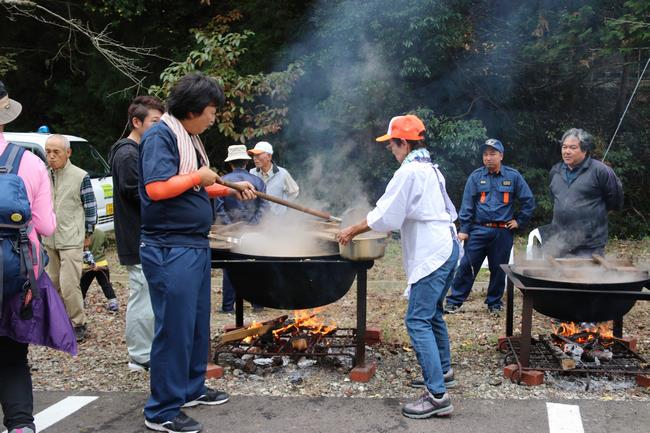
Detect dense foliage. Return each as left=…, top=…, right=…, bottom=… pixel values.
left=1, top=0, right=648, bottom=237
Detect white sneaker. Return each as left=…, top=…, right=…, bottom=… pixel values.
left=128, top=359, right=150, bottom=372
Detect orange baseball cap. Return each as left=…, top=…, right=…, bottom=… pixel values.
left=375, top=115, right=425, bottom=142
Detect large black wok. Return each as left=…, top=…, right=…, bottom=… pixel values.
left=509, top=264, right=650, bottom=322
left=211, top=250, right=367, bottom=309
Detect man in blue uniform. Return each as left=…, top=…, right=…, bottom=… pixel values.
left=215, top=145, right=268, bottom=313
left=444, top=139, right=535, bottom=315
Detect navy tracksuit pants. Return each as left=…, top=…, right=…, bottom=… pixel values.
left=141, top=244, right=211, bottom=423
left=446, top=225, right=513, bottom=308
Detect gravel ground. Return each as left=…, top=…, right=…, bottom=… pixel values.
left=29, top=237, right=650, bottom=402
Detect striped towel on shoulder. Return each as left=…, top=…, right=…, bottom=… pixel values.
left=160, top=112, right=210, bottom=175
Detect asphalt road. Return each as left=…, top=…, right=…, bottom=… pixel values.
left=2, top=392, right=650, bottom=433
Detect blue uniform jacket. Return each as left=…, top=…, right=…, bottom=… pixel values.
left=214, top=168, right=268, bottom=225
left=458, top=165, right=535, bottom=234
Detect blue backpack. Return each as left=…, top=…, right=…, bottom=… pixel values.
left=0, top=143, right=41, bottom=319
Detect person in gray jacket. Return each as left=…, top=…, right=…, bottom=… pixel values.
left=248, top=141, right=299, bottom=215
left=546, top=128, right=623, bottom=257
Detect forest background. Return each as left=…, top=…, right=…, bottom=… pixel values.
left=1, top=0, right=649, bottom=237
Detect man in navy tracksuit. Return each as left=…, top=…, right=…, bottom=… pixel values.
left=139, top=73, right=255, bottom=433
left=444, top=139, right=535, bottom=315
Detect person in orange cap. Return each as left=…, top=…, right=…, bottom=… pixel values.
left=337, top=114, right=461, bottom=419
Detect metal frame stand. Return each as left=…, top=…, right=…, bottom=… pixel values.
left=503, top=264, right=650, bottom=368
left=230, top=261, right=373, bottom=368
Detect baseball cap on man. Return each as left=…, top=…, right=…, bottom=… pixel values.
left=0, top=81, right=22, bottom=125
left=224, top=144, right=252, bottom=162
left=375, top=115, right=425, bottom=142
left=480, top=138, right=504, bottom=154
left=247, top=141, right=274, bottom=156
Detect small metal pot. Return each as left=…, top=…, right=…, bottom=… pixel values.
left=339, top=232, right=388, bottom=261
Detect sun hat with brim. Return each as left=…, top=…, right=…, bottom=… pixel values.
left=0, top=81, right=22, bottom=125
left=375, top=114, right=425, bottom=142
left=224, top=144, right=252, bottom=162
left=479, top=138, right=504, bottom=154
left=247, top=141, right=274, bottom=156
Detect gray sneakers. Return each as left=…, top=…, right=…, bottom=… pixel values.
left=182, top=388, right=229, bottom=408
left=402, top=392, right=453, bottom=419
left=410, top=368, right=457, bottom=389
left=443, top=303, right=462, bottom=314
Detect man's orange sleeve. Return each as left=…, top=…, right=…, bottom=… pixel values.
left=145, top=172, right=201, bottom=201
left=205, top=184, right=231, bottom=198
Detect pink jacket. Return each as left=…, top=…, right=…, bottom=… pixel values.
left=0, top=134, right=56, bottom=270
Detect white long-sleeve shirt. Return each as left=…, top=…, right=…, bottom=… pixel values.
left=367, top=161, right=454, bottom=290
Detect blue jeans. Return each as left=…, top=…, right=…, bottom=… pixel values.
left=141, top=245, right=211, bottom=423
left=447, top=225, right=513, bottom=308
left=405, top=241, right=459, bottom=395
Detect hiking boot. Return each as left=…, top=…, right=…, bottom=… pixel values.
left=145, top=411, right=202, bottom=433
left=74, top=325, right=87, bottom=342
left=128, top=359, right=150, bottom=372
left=182, top=388, right=229, bottom=408
left=402, top=392, right=453, bottom=419
left=9, top=426, right=35, bottom=433
left=107, top=298, right=119, bottom=312
left=410, top=368, right=457, bottom=389
left=443, top=303, right=462, bottom=314
left=488, top=304, right=503, bottom=316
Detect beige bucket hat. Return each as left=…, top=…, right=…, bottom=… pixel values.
left=224, top=144, right=252, bottom=162
left=0, top=81, right=22, bottom=125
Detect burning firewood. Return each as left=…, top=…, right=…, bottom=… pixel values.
left=291, top=337, right=308, bottom=351
left=216, top=315, right=288, bottom=346
left=583, top=348, right=613, bottom=363
left=540, top=335, right=576, bottom=370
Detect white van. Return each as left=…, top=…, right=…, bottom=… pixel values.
left=3, top=132, right=114, bottom=232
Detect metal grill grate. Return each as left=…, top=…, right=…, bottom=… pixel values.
left=503, top=336, right=650, bottom=374
left=214, top=328, right=359, bottom=364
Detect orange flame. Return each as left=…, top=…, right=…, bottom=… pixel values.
left=272, top=308, right=337, bottom=338
left=552, top=321, right=614, bottom=345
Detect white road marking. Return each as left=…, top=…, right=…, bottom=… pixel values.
left=547, top=402, right=585, bottom=433
left=1, top=396, right=98, bottom=433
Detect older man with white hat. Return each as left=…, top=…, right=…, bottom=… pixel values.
left=248, top=141, right=299, bottom=215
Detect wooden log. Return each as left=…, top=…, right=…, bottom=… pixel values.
left=540, top=335, right=576, bottom=370
left=585, top=349, right=613, bottom=363
left=217, top=315, right=288, bottom=346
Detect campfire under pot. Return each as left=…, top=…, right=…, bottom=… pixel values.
left=211, top=243, right=375, bottom=373
left=501, top=262, right=650, bottom=379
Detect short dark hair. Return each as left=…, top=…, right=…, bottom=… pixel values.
left=127, top=95, right=164, bottom=131
left=561, top=128, right=592, bottom=153
left=389, top=138, right=426, bottom=150
left=228, top=159, right=248, bottom=169
left=168, top=73, right=225, bottom=120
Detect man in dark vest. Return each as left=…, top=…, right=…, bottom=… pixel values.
left=545, top=128, right=623, bottom=257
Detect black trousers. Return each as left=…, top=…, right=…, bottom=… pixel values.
left=80, top=267, right=116, bottom=300
left=0, top=336, right=34, bottom=431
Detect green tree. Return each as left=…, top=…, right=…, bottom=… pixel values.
left=149, top=11, right=304, bottom=150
